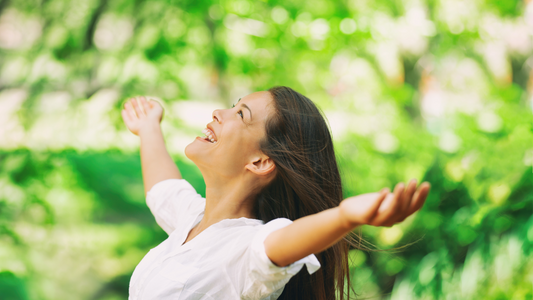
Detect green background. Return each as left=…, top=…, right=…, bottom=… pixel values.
left=0, top=0, right=532, bottom=299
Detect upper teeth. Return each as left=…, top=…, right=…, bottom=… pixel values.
left=202, top=129, right=217, bottom=143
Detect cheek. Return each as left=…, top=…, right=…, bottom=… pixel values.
left=238, top=134, right=263, bottom=158
left=222, top=135, right=248, bottom=156
left=220, top=133, right=259, bottom=160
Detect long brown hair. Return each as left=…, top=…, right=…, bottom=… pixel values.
left=253, top=86, right=357, bottom=300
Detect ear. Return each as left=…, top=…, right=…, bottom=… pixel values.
left=245, top=155, right=276, bottom=176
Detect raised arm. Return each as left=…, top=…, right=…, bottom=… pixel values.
left=122, top=96, right=182, bottom=196
left=264, top=180, right=431, bottom=267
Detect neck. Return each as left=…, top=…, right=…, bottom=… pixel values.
left=196, top=171, right=258, bottom=230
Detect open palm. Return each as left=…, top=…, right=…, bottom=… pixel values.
left=122, top=96, right=164, bottom=136
left=339, top=179, right=431, bottom=228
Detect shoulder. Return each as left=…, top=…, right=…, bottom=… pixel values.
left=217, top=218, right=294, bottom=261
left=147, top=178, right=199, bottom=196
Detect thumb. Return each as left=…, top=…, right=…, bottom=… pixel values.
left=149, top=99, right=164, bottom=121
left=151, top=99, right=162, bottom=109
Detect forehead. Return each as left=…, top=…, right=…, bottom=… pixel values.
left=240, top=91, right=274, bottom=125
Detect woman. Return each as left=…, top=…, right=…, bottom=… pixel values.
left=121, top=86, right=430, bottom=300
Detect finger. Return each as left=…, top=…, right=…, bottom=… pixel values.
left=131, top=97, right=145, bottom=117
left=382, top=182, right=410, bottom=226
left=124, top=100, right=138, bottom=119
left=121, top=109, right=132, bottom=124
left=366, top=188, right=389, bottom=222
left=374, top=183, right=404, bottom=225
left=139, top=96, right=151, bottom=114
left=407, top=182, right=431, bottom=215
left=389, top=183, right=406, bottom=221
left=399, top=179, right=418, bottom=219
left=152, top=99, right=164, bottom=121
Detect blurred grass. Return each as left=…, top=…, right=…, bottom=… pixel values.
left=0, top=0, right=532, bottom=299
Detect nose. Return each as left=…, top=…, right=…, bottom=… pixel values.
left=212, top=109, right=221, bottom=123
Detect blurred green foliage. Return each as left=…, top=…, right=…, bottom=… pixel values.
left=0, top=0, right=532, bottom=299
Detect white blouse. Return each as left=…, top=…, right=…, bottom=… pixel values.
left=128, top=179, right=321, bottom=300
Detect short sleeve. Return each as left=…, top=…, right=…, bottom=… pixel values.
left=146, top=179, right=205, bottom=235
left=241, top=218, right=321, bottom=299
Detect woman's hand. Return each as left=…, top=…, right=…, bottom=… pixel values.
left=122, top=96, right=164, bottom=136
left=339, top=179, right=431, bottom=229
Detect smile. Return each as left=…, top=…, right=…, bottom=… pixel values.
left=202, top=128, right=218, bottom=143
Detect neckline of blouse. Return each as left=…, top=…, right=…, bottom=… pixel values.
left=211, top=216, right=264, bottom=228
left=180, top=216, right=264, bottom=247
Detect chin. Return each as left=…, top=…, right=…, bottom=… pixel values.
left=184, top=141, right=197, bottom=161
left=184, top=138, right=208, bottom=165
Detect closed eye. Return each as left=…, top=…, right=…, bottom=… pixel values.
left=232, top=104, right=244, bottom=119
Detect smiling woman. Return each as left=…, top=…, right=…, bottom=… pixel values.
left=184, top=91, right=275, bottom=190
left=121, top=86, right=430, bottom=300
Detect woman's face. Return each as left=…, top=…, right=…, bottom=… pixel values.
left=185, top=91, right=275, bottom=179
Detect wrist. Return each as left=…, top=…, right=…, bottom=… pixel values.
left=338, top=201, right=362, bottom=230
left=138, top=122, right=162, bottom=138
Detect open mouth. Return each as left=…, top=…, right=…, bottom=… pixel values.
left=202, top=128, right=218, bottom=143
